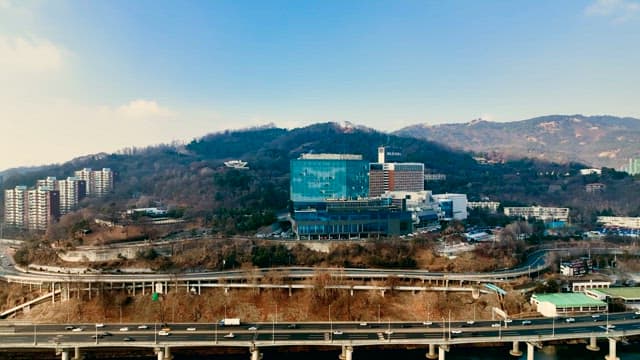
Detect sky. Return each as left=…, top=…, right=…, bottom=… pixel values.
left=1, top=0, right=640, bottom=171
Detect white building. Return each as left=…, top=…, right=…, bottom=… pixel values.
left=530, top=293, right=607, bottom=317
left=4, top=186, right=28, bottom=228
left=432, top=193, right=468, bottom=221
left=74, top=168, right=114, bottom=197
left=27, top=187, right=60, bottom=231
left=597, top=216, right=640, bottom=229
left=57, top=177, right=87, bottom=215
left=504, top=206, right=569, bottom=222
left=467, top=201, right=500, bottom=213
left=579, top=168, right=602, bottom=175
left=382, top=190, right=442, bottom=226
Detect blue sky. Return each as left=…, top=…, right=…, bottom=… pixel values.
left=1, top=0, right=639, bottom=170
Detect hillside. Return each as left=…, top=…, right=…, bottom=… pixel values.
left=394, top=115, right=640, bottom=169
left=1, top=122, right=639, bottom=236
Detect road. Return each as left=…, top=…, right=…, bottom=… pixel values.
left=1, top=312, right=639, bottom=349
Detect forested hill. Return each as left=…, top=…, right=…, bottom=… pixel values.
left=1, top=122, right=639, bottom=231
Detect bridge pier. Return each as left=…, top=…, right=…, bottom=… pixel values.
left=339, top=345, right=353, bottom=360
left=586, top=336, right=600, bottom=351
left=426, top=344, right=437, bottom=359
left=154, top=348, right=164, bottom=360
left=250, top=347, right=261, bottom=360
left=509, top=341, right=522, bottom=357
left=57, top=349, right=70, bottom=360
left=71, top=346, right=83, bottom=360
left=438, top=345, right=448, bottom=360
left=606, top=338, right=619, bottom=360
left=526, top=342, right=534, bottom=360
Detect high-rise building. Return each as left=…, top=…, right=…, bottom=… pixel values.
left=369, top=147, right=424, bottom=197
left=4, top=185, right=28, bottom=228
left=290, top=154, right=369, bottom=208
left=36, top=176, right=57, bottom=190
left=74, top=168, right=114, bottom=196
left=27, top=187, right=60, bottom=231
left=57, top=177, right=87, bottom=215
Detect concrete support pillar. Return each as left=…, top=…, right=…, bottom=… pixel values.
left=426, top=344, right=438, bottom=359
left=72, top=347, right=82, bottom=360
left=509, top=341, right=522, bottom=357
left=438, top=346, right=446, bottom=360
left=133, top=283, right=136, bottom=297
left=143, top=282, right=146, bottom=296
left=154, top=348, right=164, bottom=360
left=164, top=346, right=172, bottom=360
left=250, top=348, right=260, bottom=360
left=60, top=349, right=70, bottom=360
left=289, top=286, right=292, bottom=297
left=344, top=346, right=353, bottom=360
left=88, top=283, right=92, bottom=300
left=586, top=336, right=600, bottom=351
left=52, top=283, right=56, bottom=304
left=606, top=338, right=619, bottom=360
left=526, top=342, right=534, bottom=360
left=198, top=280, right=201, bottom=295
left=380, top=290, right=385, bottom=297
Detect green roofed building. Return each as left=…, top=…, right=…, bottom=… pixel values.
left=531, top=293, right=607, bottom=317
left=586, top=287, right=640, bottom=309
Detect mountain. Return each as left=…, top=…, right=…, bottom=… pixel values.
left=394, top=115, right=640, bottom=169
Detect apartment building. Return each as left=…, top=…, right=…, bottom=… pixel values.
left=4, top=185, right=28, bottom=228
left=504, top=206, right=570, bottom=222
left=74, top=168, right=114, bottom=197
left=27, top=187, right=60, bottom=231
left=57, top=177, right=87, bottom=215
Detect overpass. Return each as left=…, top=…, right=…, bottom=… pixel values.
left=0, top=312, right=639, bottom=360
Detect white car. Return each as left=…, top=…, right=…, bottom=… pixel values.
left=422, top=321, right=433, bottom=326
left=224, top=332, right=235, bottom=338
left=186, top=327, right=196, bottom=331
left=451, top=329, right=463, bottom=334
left=565, top=318, right=576, bottom=323
left=71, top=328, right=83, bottom=332
left=491, top=323, right=501, bottom=328
left=158, top=331, right=170, bottom=336
left=466, top=320, right=475, bottom=325
left=248, top=326, right=258, bottom=331
left=119, top=327, right=129, bottom=332
left=333, top=330, right=343, bottom=335
left=137, top=325, right=148, bottom=329
left=95, top=323, right=104, bottom=328
left=503, top=319, right=513, bottom=324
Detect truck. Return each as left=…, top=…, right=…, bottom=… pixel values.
left=219, top=318, right=241, bottom=326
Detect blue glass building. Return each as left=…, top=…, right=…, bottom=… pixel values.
left=290, top=154, right=369, bottom=209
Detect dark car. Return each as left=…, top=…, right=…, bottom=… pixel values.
left=123, top=336, right=135, bottom=342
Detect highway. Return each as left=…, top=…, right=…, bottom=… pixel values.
left=1, top=312, right=639, bottom=349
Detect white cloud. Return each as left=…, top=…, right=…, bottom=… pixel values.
left=585, top=0, right=640, bottom=22
left=117, top=99, right=174, bottom=119
left=0, top=35, right=65, bottom=74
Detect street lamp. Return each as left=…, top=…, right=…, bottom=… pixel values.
left=329, top=304, right=332, bottom=342
left=33, top=323, right=37, bottom=345
left=448, top=310, right=451, bottom=341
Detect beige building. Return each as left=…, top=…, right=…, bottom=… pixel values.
left=74, top=168, right=114, bottom=197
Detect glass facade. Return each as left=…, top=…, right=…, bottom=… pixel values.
left=290, top=157, right=369, bottom=207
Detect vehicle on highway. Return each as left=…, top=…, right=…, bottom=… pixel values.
left=491, top=323, right=501, bottom=327
left=451, top=329, right=463, bottom=334
left=565, top=318, right=575, bottom=323
left=521, top=320, right=532, bottom=326
left=384, top=329, right=394, bottom=335
left=95, top=323, right=104, bottom=328
left=71, top=327, right=84, bottom=332
left=123, top=337, right=135, bottom=342
left=158, top=331, right=170, bottom=336
left=161, top=327, right=171, bottom=332
left=90, top=334, right=103, bottom=339
left=287, top=324, right=297, bottom=329
left=601, top=324, right=616, bottom=330
left=333, top=330, right=343, bottom=335
left=466, top=320, right=475, bottom=325
left=504, top=319, right=513, bottom=324
left=186, top=327, right=197, bottom=331
left=248, top=326, right=258, bottom=331
left=137, top=325, right=148, bottom=329
left=422, top=321, right=433, bottom=326
left=592, top=314, right=601, bottom=321
left=101, top=331, right=112, bottom=336
left=220, top=318, right=241, bottom=326
left=119, top=327, right=129, bottom=332
left=224, top=332, right=235, bottom=338
left=359, top=322, right=368, bottom=327
left=64, top=326, right=75, bottom=331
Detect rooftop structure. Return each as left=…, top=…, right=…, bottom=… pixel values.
left=467, top=201, right=500, bottom=213
left=300, top=153, right=363, bottom=160
left=223, top=160, right=249, bottom=169
left=597, top=216, right=640, bottom=230
left=580, top=168, right=602, bottom=175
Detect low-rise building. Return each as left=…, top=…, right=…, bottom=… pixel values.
left=586, top=287, right=640, bottom=309
left=432, top=193, right=468, bottom=221
left=597, top=216, right=640, bottom=229
left=504, top=206, right=569, bottom=223
left=531, top=293, right=607, bottom=317
left=467, top=201, right=500, bottom=213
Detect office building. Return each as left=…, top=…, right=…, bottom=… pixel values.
left=27, top=187, right=60, bottom=231
left=292, top=198, right=412, bottom=240
left=290, top=154, right=369, bottom=209
left=382, top=191, right=442, bottom=227
left=74, top=168, right=114, bottom=197
left=57, top=177, right=87, bottom=215
left=4, top=186, right=28, bottom=228
left=432, top=193, right=468, bottom=221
